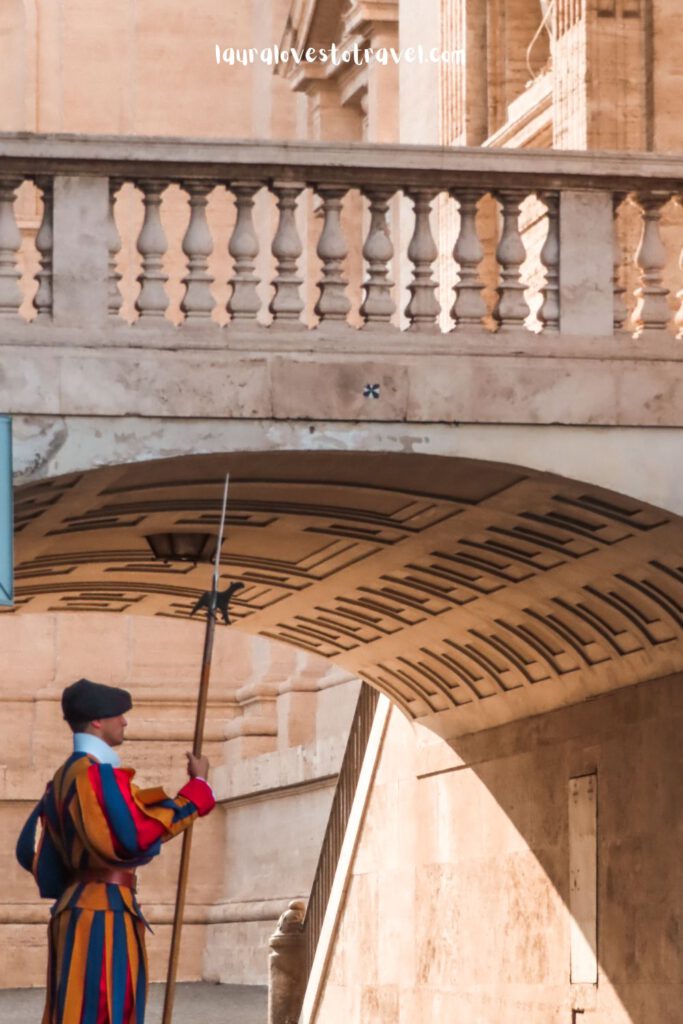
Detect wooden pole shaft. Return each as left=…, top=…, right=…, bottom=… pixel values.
left=161, top=604, right=217, bottom=1024
left=161, top=826, right=194, bottom=1024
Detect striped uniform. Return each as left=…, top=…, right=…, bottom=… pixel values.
left=16, top=751, right=215, bottom=1024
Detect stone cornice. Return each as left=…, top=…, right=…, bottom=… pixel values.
left=342, top=0, right=399, bottom=37
left=278, top=0, right=398, bottom=91
left=485, top=74, right=554, bottom=149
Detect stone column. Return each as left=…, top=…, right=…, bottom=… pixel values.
left=365, top=24, right=399, bottom=144
left=268, top=900, right=307, bottom=1024
left=553, top=0, right=649, bottom=150
left=306, top=80, right=363, bottom=143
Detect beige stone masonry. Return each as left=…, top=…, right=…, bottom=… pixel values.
left=313, top=673, right=683, bottom=1023
left=2, top=341, right=683, bottom=428
left=0, top=611, right=360, bottom=989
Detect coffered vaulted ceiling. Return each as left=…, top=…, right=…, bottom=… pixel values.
left=8, top=452, right=683, bottom=739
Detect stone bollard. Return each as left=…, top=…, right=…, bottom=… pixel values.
left=268, top=899, right=307, bottom=1024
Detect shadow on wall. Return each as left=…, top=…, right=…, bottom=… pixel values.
left=443, top=674, right=683, bottom=1022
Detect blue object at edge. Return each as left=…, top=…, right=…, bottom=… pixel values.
left=0, top=416, right=12, bottom=607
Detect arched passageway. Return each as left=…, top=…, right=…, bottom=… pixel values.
left=6, top=449, right=683, bottom=1022
left=9, top=450, right=683, bottom=741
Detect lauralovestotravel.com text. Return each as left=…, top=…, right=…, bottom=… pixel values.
left=214, top=42, right=465, bottom=67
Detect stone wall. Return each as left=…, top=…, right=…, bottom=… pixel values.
left=0, top=611, right=359, bottom=988
left=3, top=0, right=301, bottom=326
left=0, top=0, right=297, bottom=138
left=313, top=672, right=683, bottom=1022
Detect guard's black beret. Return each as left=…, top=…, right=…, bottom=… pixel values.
left=61, top=678, right=132, bottom=724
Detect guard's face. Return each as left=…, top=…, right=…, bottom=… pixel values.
left=98, top=713, right=128, bottom=747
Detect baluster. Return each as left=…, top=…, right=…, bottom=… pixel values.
left=0, top=177, right=23, bottom=316
left=451, top=188, right=486, bottom=327
left=314, top=186, right=350, bottom=322
left=227, top=181, right=261, bottom=320
left=180, top=181, right=215, bottom=320
left=632, top=191, right=672, bottom=336
left=612, top=193, right=628, bottom=331
left=107, top=178, right=123, bottom=317
left=493, top=189, right=530, bottom=330
left=34, top=177, right=54, bottom=318
left=135, top=179, right=169, bottom=318
left=269, top=181, right=304, bottom=324
left=538, top=191, right=559, bottom=332
left=360, top=189, right=395, bottom=325
left=405, top=189, right=439, bottom=328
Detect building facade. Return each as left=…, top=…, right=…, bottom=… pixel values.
left=1, top=1, right=682, bottom=1021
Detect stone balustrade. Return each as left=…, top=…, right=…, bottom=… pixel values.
left=0, top=133, right=681, bottom=346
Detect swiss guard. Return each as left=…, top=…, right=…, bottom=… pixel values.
left=16, top=677, right=216, bottom=1024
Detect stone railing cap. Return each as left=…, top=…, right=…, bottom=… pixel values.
left=0, top=133, right=681, bottom=191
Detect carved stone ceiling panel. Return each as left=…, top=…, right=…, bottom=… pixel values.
left=7, top=453, right=683, bottom=739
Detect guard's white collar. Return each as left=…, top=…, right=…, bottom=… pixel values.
left=73, top=732, right=121, bottom=768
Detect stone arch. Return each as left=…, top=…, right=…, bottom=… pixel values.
left=8, top=449, right=683, bottom=740
left=13, top=416, right=683, bottom=530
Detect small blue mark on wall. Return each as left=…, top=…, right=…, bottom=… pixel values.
left=363, top=383, right=380, bottom=399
